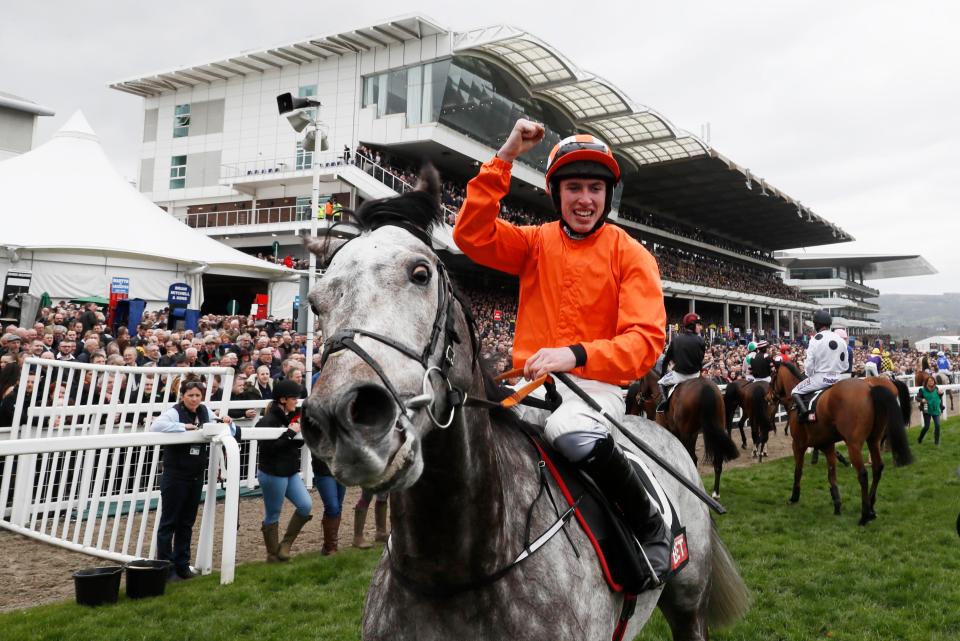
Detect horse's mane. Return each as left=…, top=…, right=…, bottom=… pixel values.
left=780, top=360, right=806, bottom=381
left=353, top=164, right=443, bottom=246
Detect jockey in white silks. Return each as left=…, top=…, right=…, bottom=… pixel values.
left=792, top=309, right=847, bottom=420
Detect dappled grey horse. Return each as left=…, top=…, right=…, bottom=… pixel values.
left=300, top=172, right=749, bottom=641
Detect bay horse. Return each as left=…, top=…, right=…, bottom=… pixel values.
left=722, top=380, right=776, bottom=460
left=656, top=378, right=740, bottom=499
left=769, top=361, right=913, bottom=525
left=299, top=172, right=748, bottom=641
left=625, top=370, right=660, bottom=419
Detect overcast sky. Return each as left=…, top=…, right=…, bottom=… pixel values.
left=4, top=1, right=957, bottom=294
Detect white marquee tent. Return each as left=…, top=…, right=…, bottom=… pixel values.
left=0, top=111, right=298, bottom=316
left=914, top=336, right=960, bottom=354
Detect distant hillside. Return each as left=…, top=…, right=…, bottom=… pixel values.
left=875, top=293, right=960, bottom=341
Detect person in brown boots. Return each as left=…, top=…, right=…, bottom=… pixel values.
left=256, top=380, right=312, bottom=562
left=352, top=489, right=389, bottom=549
left=310, top=451, right=344, bottom=555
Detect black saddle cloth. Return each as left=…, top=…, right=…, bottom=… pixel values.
left=528, top=431, right=688, bottom=593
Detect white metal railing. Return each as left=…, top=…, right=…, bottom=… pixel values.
left=354, top=152, right=459, bottom=221
left=220, top=151, right=349, bottom=179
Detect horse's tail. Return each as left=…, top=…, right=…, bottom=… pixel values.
left=747, top=384, right=773, bottom=437
left=892, top=378, right=912, bottom=426
left=701, top=381, right=740, bottom=464
left=707, top=520, right=750, bottom=629
left=871, top=386, right=913, bottom=466
left=722, top=382, right=739, bottom=429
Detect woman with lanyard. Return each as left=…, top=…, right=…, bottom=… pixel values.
left=152, top=380, right=235, bottom=581
left=255, top=379, right=313, bottom=563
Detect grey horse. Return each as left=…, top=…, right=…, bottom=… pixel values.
left=300, top=174, right=749, bottom=641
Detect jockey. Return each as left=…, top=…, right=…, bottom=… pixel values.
left=881, top=350, right=895, bottom=376
left=778, top=343, right=792, bottom=363
left=918, top=350, right=934, bottom=374
left=791, top=309, right=847, bottom=421
left=936, top=350, right=951, bottom=373
left=749, top=340, right=773, bottom=382
left=864, top=347, right=882, bottom=377
left=656, top=312, right=706, bottom=412
left=453, top=119, right=671, bottom=586
left=743, top=342, right=757, bottom=381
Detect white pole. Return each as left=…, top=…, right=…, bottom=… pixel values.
left=305, top=121, right=320, bottom=386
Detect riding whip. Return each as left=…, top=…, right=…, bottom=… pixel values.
left=553, top=372, right=726, bottom=515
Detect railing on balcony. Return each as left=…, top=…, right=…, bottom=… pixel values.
left=220, top=152, right=348, bottom=180
left=354, top=152, right=458, bottom=221
left=180, top=206, right=353, bottom=229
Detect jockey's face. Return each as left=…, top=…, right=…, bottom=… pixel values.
left=558, top=178, right=606, bottom=235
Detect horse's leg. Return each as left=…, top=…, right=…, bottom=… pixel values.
left=823, top=444, right=842, bottom=515
left=846, top=445, right=874, bottom=525
left=790, top=438, right=805, bottom=503
left=712, top=455, right=722, bottom=499
left=866, top=438, right=884, bottom=517
left=738, top=415, right=748, bottom=450
left=658, top=593, right=709, bottom=641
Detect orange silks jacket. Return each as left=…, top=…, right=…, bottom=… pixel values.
left=453, top=156, right=666, bottom=386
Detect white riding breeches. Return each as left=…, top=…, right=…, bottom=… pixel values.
left=657, top=370, right=700, bottom=388
left=792, top=374, right=838, bottom=396
left=864, top=362, right=879, bottom=377
left=511, top=373, right=625, bottom=446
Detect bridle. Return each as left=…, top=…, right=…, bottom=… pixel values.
left=319, top=246, right=477, bottom=430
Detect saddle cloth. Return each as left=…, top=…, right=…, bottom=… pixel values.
left=528, top=431, right=689, bottom=594
left=799, top=388, right=826, bottom=418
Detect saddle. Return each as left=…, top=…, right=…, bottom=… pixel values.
left=526, top=430, right=689, bottom=594
left=797, top=389, right=825, bottom=422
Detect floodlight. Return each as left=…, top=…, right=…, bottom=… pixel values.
left=277, top=92, right=322, bottom=115
left=285, top=111, right=312, bottom=133
left=302, top=128, right=329, bottom=153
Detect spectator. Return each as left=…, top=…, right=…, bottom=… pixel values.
left=255, top=379, right=312, bottom=562
left=916, top=376, right=944, bottom=446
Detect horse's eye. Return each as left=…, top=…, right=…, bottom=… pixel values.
left=409, top=263, right=431, bottom=286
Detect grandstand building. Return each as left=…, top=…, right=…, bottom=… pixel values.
left=777, top=253, right=937, bottom=337
left=111, top=15, right=854, bottom=339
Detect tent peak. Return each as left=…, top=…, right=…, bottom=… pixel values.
left=54, top=110, right=99, bottom=142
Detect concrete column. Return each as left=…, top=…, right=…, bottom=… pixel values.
left=774, top=309, right=780, bottom=336
left=723, top=302, right=730, bottom=328
left=688, top=298, right=696, bottom=313
left=744, top=305, right=750, bottom=334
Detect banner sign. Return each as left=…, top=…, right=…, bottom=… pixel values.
left=493, top=309, right=502, bottom=321
left=111, top=277, right=130, bottom=295
left=168, top=282, right=192, bottom=306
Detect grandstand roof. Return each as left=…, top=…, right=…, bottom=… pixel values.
left=453, top=24, right=852, bottom=252
left=0, top=91, right=54, bottom=117
left=776, top=253, right=937, bottom=280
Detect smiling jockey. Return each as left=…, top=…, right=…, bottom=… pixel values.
left=791, top=309, right=847, bottom=421
left=656, top=312, right=706, bottom=413
left=453, top=119, right=671, bottom=587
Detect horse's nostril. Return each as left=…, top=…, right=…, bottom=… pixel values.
left=337, top=384, right=396, bottom=434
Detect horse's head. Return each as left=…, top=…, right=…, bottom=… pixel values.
left=300, top=166, right=476, bottom=493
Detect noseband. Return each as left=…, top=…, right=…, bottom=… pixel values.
left=319, top=249, right=475, bottom=429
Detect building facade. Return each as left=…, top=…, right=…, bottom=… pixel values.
left=0, top=92, right=54, bottom=161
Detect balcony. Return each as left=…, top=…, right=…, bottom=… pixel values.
left=219, top=152, right=350, bottom=189
left=783, top=277, right=879, bottom=298
left=178, top=205, right=352, bottom=236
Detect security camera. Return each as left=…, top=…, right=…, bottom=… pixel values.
left=277, top=92, right=322, bottom=115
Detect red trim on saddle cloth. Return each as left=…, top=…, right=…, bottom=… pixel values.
left=531, top=440, right=638, bottom=641
left=531, top=439, right=624, bottom=592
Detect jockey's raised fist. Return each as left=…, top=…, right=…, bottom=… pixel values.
left=497, top=119, right=545, bottom=163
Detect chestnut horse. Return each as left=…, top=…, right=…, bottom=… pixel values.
left=656, top=378, right=740, bottom=499
left=625, top=370, right=660, bottom=419
left=769, top=361, right=913, bottom=525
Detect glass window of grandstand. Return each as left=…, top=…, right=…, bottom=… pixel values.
left=295, top=196, right=311, bottom=221
left=170, top=155, right=187, bottom=189
left=296, top=140, right=312, bottom=171
left=173, top=104, right=191, bottom=138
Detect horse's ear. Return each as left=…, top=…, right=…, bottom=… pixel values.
left=303, top=235, right=349, bottom=266
left=415, top=163, right=441, bottom=206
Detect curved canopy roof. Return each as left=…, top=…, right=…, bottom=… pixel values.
left=453, top=24, right=851, bottom=251
left=776, top=253, right=937, bottom=280
left=0, top=111, right=290, bottom=277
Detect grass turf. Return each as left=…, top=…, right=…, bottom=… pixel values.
left=1, top=420, right=958, bottom=641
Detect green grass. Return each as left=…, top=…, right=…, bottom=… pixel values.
left=2, top=420, right=958, bottom=640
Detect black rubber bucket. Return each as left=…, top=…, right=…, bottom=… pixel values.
left=73, top=566, right=124, bottom=606
left=125, top=559, right=172, bottom=599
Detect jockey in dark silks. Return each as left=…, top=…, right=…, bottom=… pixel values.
left=656, top=312, right=706, bottom=413
left=749, top=340, right=772, bottom=382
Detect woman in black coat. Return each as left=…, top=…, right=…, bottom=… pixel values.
left=256, top=379, right=312, bottom=562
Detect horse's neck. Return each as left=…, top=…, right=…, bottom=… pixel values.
left=389, top=377, right=523, bottom=585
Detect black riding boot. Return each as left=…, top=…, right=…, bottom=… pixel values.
left=656, top=385, right=668, bottom=413
left=792, top=392, right=808, bottom=421
left=579, top=435, right=672, bottom=589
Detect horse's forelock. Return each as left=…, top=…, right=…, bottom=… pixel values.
left=354, top=163, right=443, bottom=242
